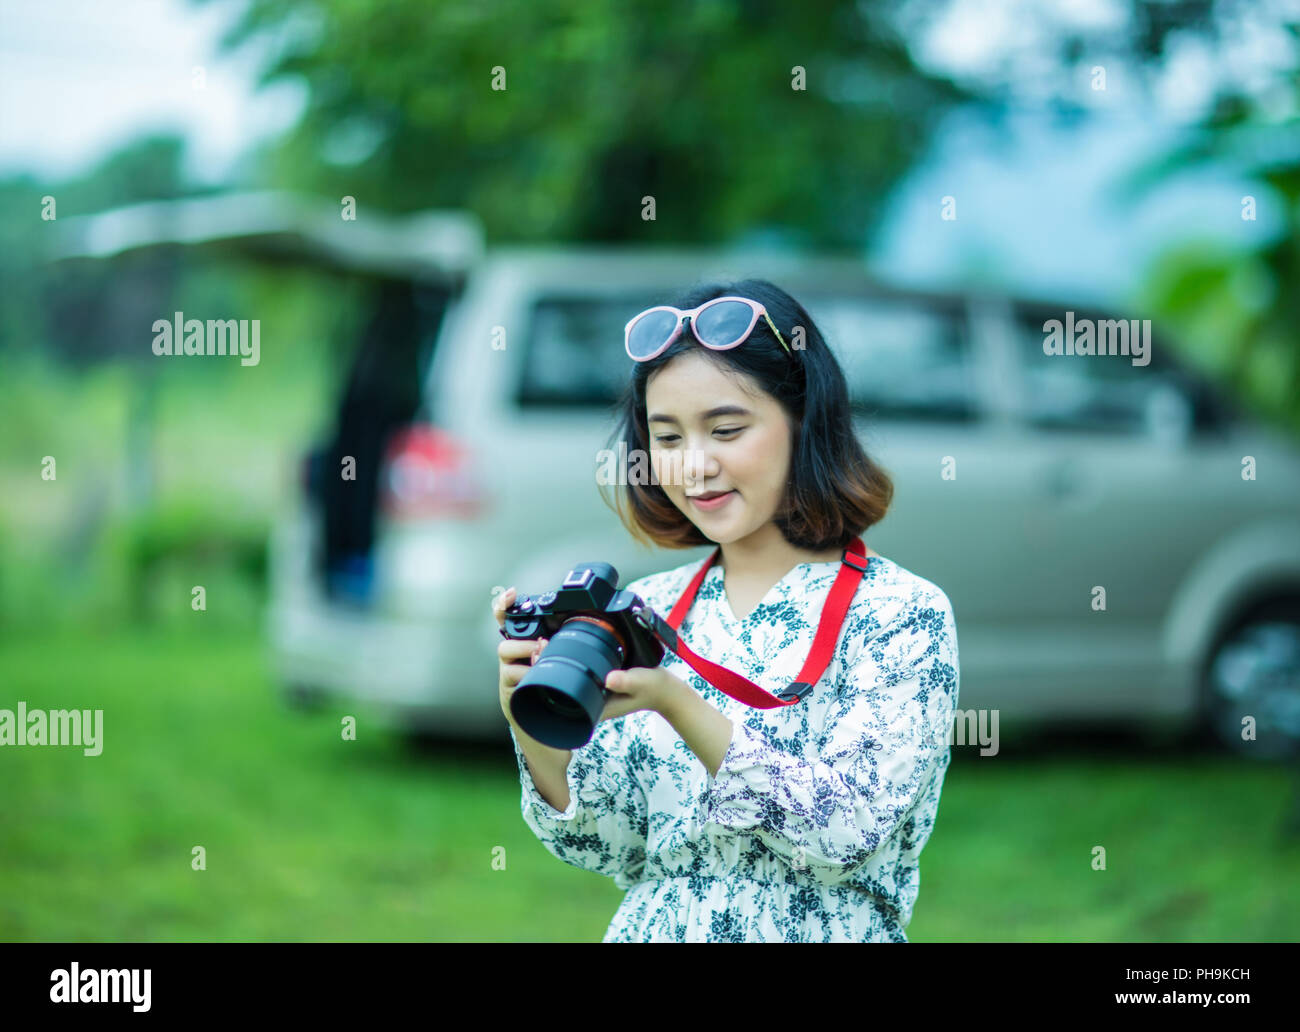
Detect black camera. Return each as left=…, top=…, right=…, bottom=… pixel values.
left=502, top=561, right=678, bottom=748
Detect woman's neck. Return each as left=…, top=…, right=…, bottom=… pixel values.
left=717, top=523, right=843, bottom=581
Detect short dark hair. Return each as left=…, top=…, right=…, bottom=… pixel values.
left=602, top=277, right=893, bottom=551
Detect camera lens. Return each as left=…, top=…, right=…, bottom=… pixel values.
left=542, top=693, right=586, bottom=719
left=510, top=615, right=627, bottom=748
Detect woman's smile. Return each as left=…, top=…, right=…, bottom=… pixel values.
left=688, top=489, right=737, bottom=511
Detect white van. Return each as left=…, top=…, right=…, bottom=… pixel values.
left=265, top=241, right=1300, bottom=757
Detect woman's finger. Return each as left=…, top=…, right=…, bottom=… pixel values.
left=492, top=586, right=517, bottom=627
left=599, top=694, right=634, bottom=723
left=604, top=667, right=638, bottom=694
left=498, top=638, right=536, bottom=662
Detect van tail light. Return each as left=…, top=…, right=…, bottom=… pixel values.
left=380, top=424, right=487, bottom=520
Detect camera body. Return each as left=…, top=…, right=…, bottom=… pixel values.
left=502, top=561, right=677, bottom=748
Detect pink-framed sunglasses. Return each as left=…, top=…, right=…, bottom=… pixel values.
left=624, top=295, right=792, bottom=362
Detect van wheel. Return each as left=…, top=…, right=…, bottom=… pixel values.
left=1202, top=599, right=1300, bottom=760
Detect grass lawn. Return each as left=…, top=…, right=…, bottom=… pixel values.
left=2, top=627, right=1298, bottom=941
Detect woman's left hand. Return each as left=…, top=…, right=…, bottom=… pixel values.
left=601, top=666, right=693, bottom=723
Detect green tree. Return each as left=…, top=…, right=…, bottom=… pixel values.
left=201, top=0, right=969, bottom=248
left=1135, top=95, right=1300, bottom=434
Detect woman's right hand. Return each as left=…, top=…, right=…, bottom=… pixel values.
left=492, top=586, right=572, bottom=809
left=492, top=586, right=549, bottom=724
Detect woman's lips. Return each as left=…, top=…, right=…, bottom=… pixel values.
left=689, top=490, right=736, bottom=511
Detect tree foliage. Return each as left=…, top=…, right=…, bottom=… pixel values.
left=203, top=0, right=969, bottom=247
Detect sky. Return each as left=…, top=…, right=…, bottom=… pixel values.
left=865, top=104, right=1271, bottom=306
left=0, top=0, right=306, bottom=181
left=0, top=0, right=1291, bottom=306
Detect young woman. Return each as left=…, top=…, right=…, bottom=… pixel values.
left=492, top=278, right=959, bottom=942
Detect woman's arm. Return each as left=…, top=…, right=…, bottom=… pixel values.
left=510, top=712, right=651, bottom=890
left=509, top=714, right=573, bottom=811
left=661, top=690, right=734, bottom=778
left=497, top=584, right=650, bottom=888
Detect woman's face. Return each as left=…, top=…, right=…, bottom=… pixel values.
left=644, top=350, right=794, bottom=545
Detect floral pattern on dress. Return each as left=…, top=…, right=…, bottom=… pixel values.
left=508, top=550, right=960, bottom=942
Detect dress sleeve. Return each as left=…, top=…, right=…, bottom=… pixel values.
left=693, top=586, right=959, bottom=884
left=509, top=713, right=650, bottom=891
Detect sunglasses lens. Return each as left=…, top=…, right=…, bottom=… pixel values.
left=694, top=300, right=754, bottom=349
left=627, top=309, right=680, bottom=359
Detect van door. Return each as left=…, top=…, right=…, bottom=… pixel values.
left=805, top=292, right=1006, bottom=713
left=987, top=302, right=1235, bottom=718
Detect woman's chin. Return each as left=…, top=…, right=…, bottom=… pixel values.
left=676, top=494, right=749, bottom=540
left=689, top=516, right=745, bottom=542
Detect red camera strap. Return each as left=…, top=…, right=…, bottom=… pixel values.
left=659, top=537, right=870, bottom=708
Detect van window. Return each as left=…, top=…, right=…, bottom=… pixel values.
left=1010, top=307, right=1203, bottom=437
left=519, top=294, right=663, bottom=407
left=808, top=295, right=977, bottom=421
left=519, top=291, right=980, bottom=421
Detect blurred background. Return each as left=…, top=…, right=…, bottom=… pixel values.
left=2, top=0, right=1298, bottom=942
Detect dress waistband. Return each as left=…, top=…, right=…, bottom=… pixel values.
left=632, top=873, right=904, bottom=920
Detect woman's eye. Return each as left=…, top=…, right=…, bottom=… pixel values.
left=653, top=428, right=741, bottom=444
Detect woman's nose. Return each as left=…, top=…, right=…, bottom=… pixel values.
left=682, top=444, right=719, bottom=486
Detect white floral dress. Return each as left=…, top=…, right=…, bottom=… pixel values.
left=507, top=551, right=960, bottom=942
